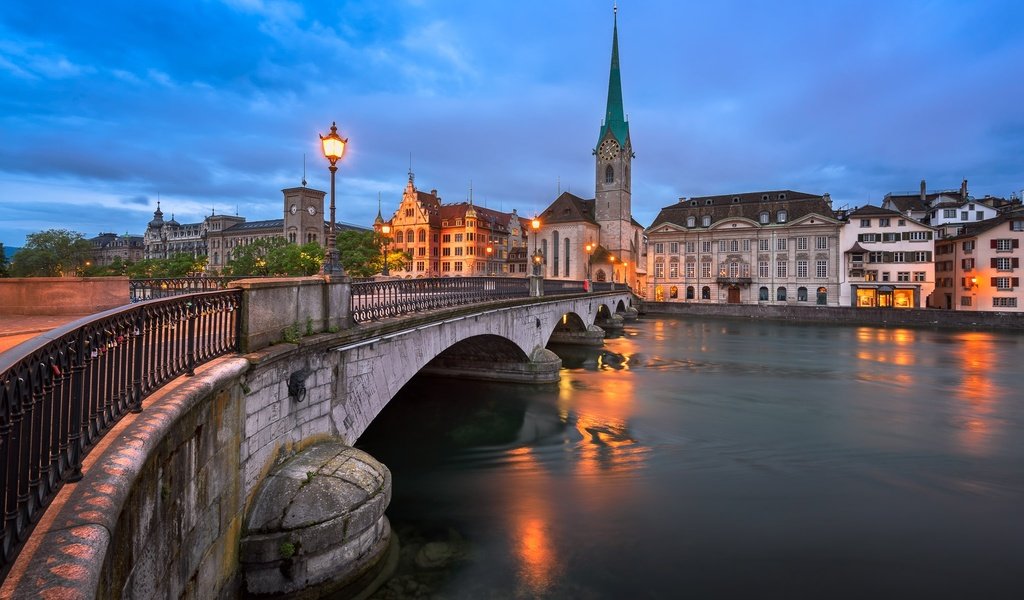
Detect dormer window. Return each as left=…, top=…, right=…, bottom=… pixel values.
left=777, top=210, right=788, bottom=223
left=686, top=216, right=696, bottom=228
left=690, top=200, right=697, bottom=206
left=702, top=215, right=711, bottom=227
left=759, top=211, right=770, bottom=224
left=455, top=218, right=463, bottom=226
left=705, top=199, right=713, bottom=205
left=762, top=194, right=769, bottom=201
left=732, top=197, right=740, bottom=203
left=779, top=193, right=787, bottom=200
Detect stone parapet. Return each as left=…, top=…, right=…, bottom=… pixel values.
left=0, top=277, right=129, bottom=316
left=231, top=276, right=352, bottom=352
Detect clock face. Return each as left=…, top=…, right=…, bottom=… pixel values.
left=289, top=204, right=298, bottom=215
left=599, top=139, right=620, bottom=160
left=307, top=205, right=317, bottom=215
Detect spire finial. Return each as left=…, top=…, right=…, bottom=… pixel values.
left=408, top=153, right=414, bottom=184
left=302, top=153, right=307, bottom=187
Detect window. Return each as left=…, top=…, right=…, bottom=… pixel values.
left=701, top=262, right=712, bottom=278
left=419, top=230, right=427, bottom=243
left=993, top=297, right=1018, bottom=308
left=962, top=241, right=975, bottom=252
left=943, top=209, right=956, bottom=218
left=759, top=211, right=770, bottom=224
left=961, top=296, right=972, bottom=306
left=776, top=238, right=787, bottom=251
left=416, top=261, right=424, bottom=271
left=777, top=287, right=787, bottom=301
left=686, top=242, right=696, bottom=253
left=816, top=260, right=828, bottom=278
left=859, top=233, right=879, bottom=242
left=728, top=262, right=739, bottom=277
left=994, top=257, right=1015, bottom=271
left=743, top=239, right=751, bottom=252
left=897, top=272, right=910, bottom=282
left=655, top=242, right=664, bottom=254
left=797, top=287, right=808, bottom=301
left=418, top=247, right=426, bottom=256
left=396, top=231, right=404, bottom=243
left=961, top=212, right=969, bottom=221
left=869, top=252, right=884, bottom=263
left=467, top=232, right=475, bottom=241
left=913, top=271, right=926, bottom=282
left=670, top=262, right=679, bottom=278
left=654, top=261, right=665, bottom=278
left=797, top=260, right=808, bottom=278
left=455, top=218, right=463, bottom=226
left=455, top=233, right=463, bottom=242
left=670, top=242, right=679, bottom=254
left=405, top=208, right=414, bottom=217
left=758, top=261, right=769, bottom=278
left=777, top=210, right=788, bottom=223
left=776, top=259, right=788, bottom=278
left=454, top=261, right=463, bottom=272
left=686, top=262, right=695, bottom=278
left=454, top=247, right=463, bottom=256
left=759, top=239, right=770, bottom=251
left=994, top=277, right=1018, bottom=290
left=605, top=165, right=614, bottom=183
left=759, top=286, right=769, bottom=301
left=686, top=216, right=696, bottom=228
left=669, top=286, right=678, bottom=299
left=914, top=251, right=930, bottom=262
left=442, top=234, right=451, bottom=243
left=892, top=252, right=905, bottom=262
left=860, top=219, right=871, bottom=227
left=702, top=286, right=712, bottom=299
left=442, top=261, right=451, bottom=272
left=718, top=240, right=727, bottom=252
left=796, top=237, right=808, bottom=251
left=702, top=215, right=711, bottom=227
left=815, top=236, right=828, bottom=250
left=879, top=218, right=890, bottom=227
left=1011, top=221, right=1024, bottom=232
left=442, top=247, right=451, bottom=256
left=994, top=239, right=1016, bottom=251
left=686, top=286, right=695, bottom=299
left=908, top=231, right=930, bottom=241
left=702, top=241, right=712, bottom=253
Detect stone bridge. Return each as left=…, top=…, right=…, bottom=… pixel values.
left=0, top=277, right=634, bottom=599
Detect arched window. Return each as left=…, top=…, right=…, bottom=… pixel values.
left=654, top=285, right=664, bottom=301
left=798, top=286, right=808, bottom=301
left=759, top=286, right=769, bottom=301
left=406, top=229, right=414, bottom=244
left=686, top=286, right=695, bottom=300
left=729, top=262, right=739, bottom=277
left=418, top=229, right=426, bottom=243
left=687, top=216, right=696, bottom=228
left=759, top=211, right=770, bottom=224
left=702, top=215, right=711, bottom=227
left=564, top=237, right=571, bottom=277
left=396, top=230, right=404, bottom=243
left=702, top=286, right=711, bottom=299
left=777, top=286, right=787, bottom=301
left=552, top=231, right=560, bottom=276
left=817, top=286, right=828, bottom=305
left=605, top=165, right=614, bottom=184
left=669, top=286, right=678, bottom=299
left=777, top=210, right=788, bottom=223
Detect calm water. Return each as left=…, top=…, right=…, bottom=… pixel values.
left=357, top=316, right=1024, bottom=599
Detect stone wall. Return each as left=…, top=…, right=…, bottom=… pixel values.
left=640, top=301, right=1024, bottom=330
left=0, top=277, right=128, bottom=315
left=230, top=276, right=351, bottom=353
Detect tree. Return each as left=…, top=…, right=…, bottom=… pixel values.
left=225, top=238, right=324, bottom=276
left=0, top=242, right=8, bottom=277
left=335, top=230, right=410, bottom=277
left=9, top=229, right=92, bottom=277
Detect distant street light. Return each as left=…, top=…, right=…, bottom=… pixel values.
left=531, top=217, right=541, bottom=276
left=585, top=242, right=594, bottom=281
left=486, top=245, right=493, bottom=275
left=319, top=121, right=348, bottom=277
left=380, top=222, right=391, bottom=276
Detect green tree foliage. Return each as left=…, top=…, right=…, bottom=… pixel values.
left=0, top=242, right=9, bottom=277
left=225, top=238, right=324, bottom=276
left=9, top=229, right=92, bottom=277
left=336, top=230, right=410, bottom=277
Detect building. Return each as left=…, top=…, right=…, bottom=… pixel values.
left=382, top=173, right=528, bottom=277
left=143, top=186, right=368, bottom=271
left=645, top=191, right=842, bottom=304
left=932, top=208, right=1024, bottom=311
left=533, top=8, right=646, bottom=288
left=839, top=205, right=937, bottom=308
left=882, top=179, right=1013, bottom=239
left=88, top=232, right=144, bottom=267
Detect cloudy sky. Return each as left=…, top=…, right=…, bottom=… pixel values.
left=2, top=0, right=1023, bottom=248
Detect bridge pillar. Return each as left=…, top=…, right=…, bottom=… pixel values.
left=232, top=277, right=353, bottom=352
left=529, top=275, right=544, bottom=297
left=549, top=324, right=606, bottom=346
left=596, top=313, right=625, bottom=333
left=419, top=346, right=562, bottom=384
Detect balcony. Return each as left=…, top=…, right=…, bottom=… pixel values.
left=715, top=276, right=752, bottom=287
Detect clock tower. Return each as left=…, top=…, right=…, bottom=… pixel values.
left=594, top=6, right=633, bottom=262
left=283, top=186, right=327, bottom=245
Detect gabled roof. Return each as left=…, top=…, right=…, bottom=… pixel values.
left=847, top=205, right=901, bottom=217
left=647, top=190, right=835, bottom=231
left=882, top=195, right=929, bottom=213
left=540, top=192, right=598, bottom=225
left=438, top=202, right=516, bottom=234
left=945, top=209, right=1024, bottom=241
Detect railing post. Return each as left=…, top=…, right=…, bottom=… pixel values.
left=185, top=301, right=197, bottom=377
left=130, top=313, right=145, bottom=413
left=65, top=329, right=87, bottom=482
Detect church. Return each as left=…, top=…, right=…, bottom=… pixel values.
left=533, top=7, right=645, bottom=289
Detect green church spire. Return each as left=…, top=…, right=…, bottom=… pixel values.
left=598, top=5, right=629, bottom=147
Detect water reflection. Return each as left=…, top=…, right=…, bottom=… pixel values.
left=951, top=331, right=1000, bottom=456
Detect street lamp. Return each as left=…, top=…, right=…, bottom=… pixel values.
left=380, top=222, right=391, bottom=276
left=319, top=121, right=348, bottom=277
left=610, top=255, right=617, bottom=282
left=486, top=245, right=493, bottom=275
left=531, top=217, right=541, bottom=276
left=584, top=242, right=594, bottom=281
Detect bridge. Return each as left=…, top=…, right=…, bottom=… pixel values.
left=0, top=275, right=635, bottom=598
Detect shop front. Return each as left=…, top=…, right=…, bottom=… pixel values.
left=853, top=285, right=918, bottom=308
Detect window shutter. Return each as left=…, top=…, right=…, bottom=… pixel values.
left=927, top=231, right=933, bottom=240
left=857, top=234, right=864, bottom=242
left=1014, top=239, right=1020, bottom=249
left=1014, top=277, right=1020, bottom=287
left=991, top=239, right=998, bottom=248
left=991, top=258, right=998, bottom=268
left=960, top=277, right=966, bottom=287
left=925, top=251, right=932, bottom=262
left=1014, top=258, right=1020, bottom=268
left=902, top=231, right=910, bottom=240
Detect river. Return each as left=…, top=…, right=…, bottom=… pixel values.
left=356, top=316, right=1024, bottom=599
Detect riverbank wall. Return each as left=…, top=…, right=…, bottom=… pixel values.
left=639, top=302, right=1024, bottom=330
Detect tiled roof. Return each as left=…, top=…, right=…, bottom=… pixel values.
left=946, top=209, right=1024, bottom=240
left=648, top=190, right=834, bottom=230
left=847, top=205, right=901, bottom=217
left=540, top=192, right=598, bottom=225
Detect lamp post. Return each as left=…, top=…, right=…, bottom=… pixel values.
left=585, top=242, right=594, bottom=281
left=319, top=121, right=348, bottom=277
left=610, top=255, right=617, bottom=282
left=531, top=217, right=541, bottom=276
left=380, top=223, right=391, bottom=276
left=486, top=245, right=493, bottom=275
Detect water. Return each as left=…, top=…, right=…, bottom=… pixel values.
left=357, top=316, right=1024, bottom=599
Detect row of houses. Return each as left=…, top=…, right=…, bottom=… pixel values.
left=644, top=182, right=1024, bottom=312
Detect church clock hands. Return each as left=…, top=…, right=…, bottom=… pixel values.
left=289, top=204, right=298, bottom=214
left=599, top=139, right=620, bottom=160
left=307, top=205, right=317, bottom=215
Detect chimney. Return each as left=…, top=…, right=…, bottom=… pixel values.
left=823, top=192, right=832, bottom=206
left=960, top=179, right=968, bottom=200
left=920, top=180, right=926, bottom=203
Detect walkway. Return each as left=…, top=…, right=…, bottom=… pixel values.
left=0, top=314, right=85, bottom=353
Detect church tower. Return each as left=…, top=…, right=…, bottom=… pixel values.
left=594, top=5, right=633, bottom=261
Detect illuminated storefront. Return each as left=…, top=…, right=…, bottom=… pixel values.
left=853, top=285, right=917, bottom=308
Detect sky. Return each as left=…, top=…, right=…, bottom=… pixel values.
left=2, top=0, right=1023, bottom=248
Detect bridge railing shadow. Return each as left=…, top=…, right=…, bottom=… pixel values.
left=0, top=290, right=241, bottom=578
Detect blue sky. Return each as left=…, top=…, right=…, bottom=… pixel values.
left=2, top=0, right=1023, bottom=248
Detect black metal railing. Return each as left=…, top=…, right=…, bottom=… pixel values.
left=590, top=281, right=630, bottom=292
left=351, top=276, right=532, bottom=322
left=544, top=279, right=587, bottom=295
left=129, top=277, right=250, bottom=302
left=0, top=290, right=241, bottom=577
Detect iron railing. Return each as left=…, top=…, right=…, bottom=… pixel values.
left=129, top=277, right=251, bottom=302
left=351, top=276, right=532, bottom=322
left=0, top=290, right=241, bottom=577
left=544, top=279, right=587, bottom=295
left=590, top=282, right=630, bottom=292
